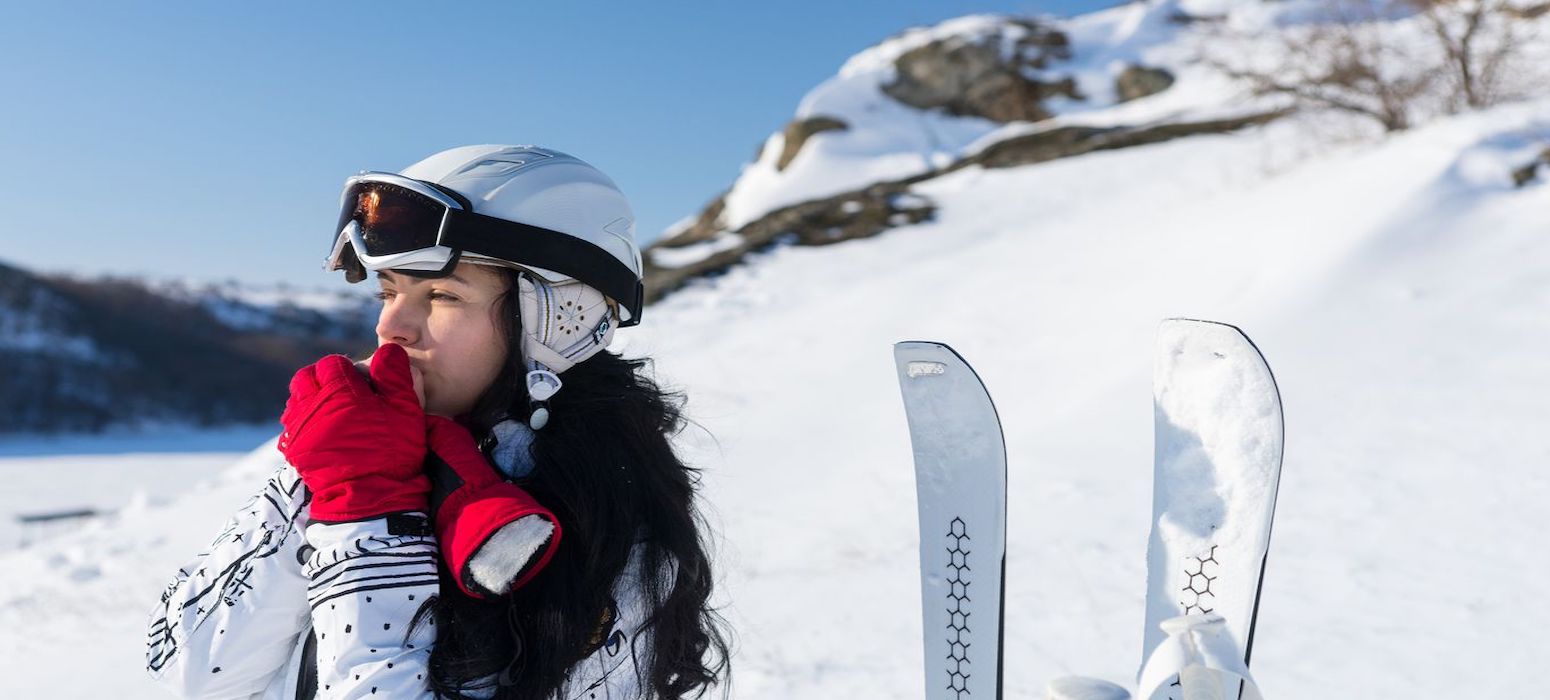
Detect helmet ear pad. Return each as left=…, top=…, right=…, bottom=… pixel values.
left=509, top=270, right=618, bottom=430
left=515, top=271, right=616, bottom=376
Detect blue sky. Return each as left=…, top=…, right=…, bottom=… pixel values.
left=0, top=1, right=1117, bottom=288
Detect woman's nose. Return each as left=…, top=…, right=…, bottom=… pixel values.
left=376, top=298, right=422, bottom=346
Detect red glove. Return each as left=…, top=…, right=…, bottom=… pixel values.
left=425, top=415, right=561, bottom=599
left=278, top=343, right=430, bottom=523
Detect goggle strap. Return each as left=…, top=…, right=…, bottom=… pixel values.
left=423, top=181, right=473, bottom=210
left=440, top=210, right=643, bottom=324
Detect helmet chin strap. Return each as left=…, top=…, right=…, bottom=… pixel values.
left=514, top=270, right=618, bottom=430
left=524, top=368, right=563, bottom=430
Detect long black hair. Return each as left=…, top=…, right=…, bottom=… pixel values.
left=412, top=266, right=731, bottom=699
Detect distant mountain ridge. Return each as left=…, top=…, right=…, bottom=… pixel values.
left=0, top=259, right=376, bottom=434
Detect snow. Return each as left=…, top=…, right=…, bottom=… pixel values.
left=696, top=1, right=1548, bottom=242
left=0, top=424, right=278, bottom=552
left=719, top=14, right=1074, bottom=232
left=648, top=231, right=747, bottom=269
left=154, top=277, right=369, bottom=315
left=1150, top=320, right=1281, bottom=551
left=151, top=277, right=376, bottom=334
left=639, top=100, right=1548, bottom=698
left=0, top=287, right=107, bottom=364
left=0, top=326, right=102, bottom=362
left=710, top=4, right=1308, bottom=235
left=0, top=437, right=281, bottom=698
left=4, top=14, right=1550, bottom=700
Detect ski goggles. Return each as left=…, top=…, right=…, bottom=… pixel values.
left=325, top=172, right=643, bottom=326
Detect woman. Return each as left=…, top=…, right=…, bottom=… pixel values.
left=145, top=145, right=731, bottom=699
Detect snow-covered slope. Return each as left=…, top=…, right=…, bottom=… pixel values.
left=650, top=0, right=1546, bottom=281
left=668, top=99, right=1550, bottom=700
left=0, top=439, right=284, bottom=698
left=677, top=1, right=1292, bottom=245
left=3, top=94, right=1545, bottom=697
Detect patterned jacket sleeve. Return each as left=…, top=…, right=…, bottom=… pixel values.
left=145, top=463, right=313, bottom=698
left=300, top=514, right=441, bottom=699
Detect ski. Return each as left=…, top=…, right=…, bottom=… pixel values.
left=894, top=341, right=1007, bottom=700
left=1138, top=319, right=1284, bottom=700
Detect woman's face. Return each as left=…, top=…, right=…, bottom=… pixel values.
left=374, top=263, right=510, bottom=417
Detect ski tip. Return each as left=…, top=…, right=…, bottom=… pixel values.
left=1157, top=319, right=1277, bottom=389
left=894, top=340, right=990, bottom=381
left=894, top=339, right=955, bottom=353
left=893, top=340, right=971, bottom=368
left=1157, top=319, right=1266, bottom=364
left=1160, top=317, right=1246, bottom=336
left=892, top=339, right=1006, bottom=436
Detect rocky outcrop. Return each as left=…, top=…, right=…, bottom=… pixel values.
left=1511, top=146, right=1550, bottom=187
left=954, top=109, right=1291, bottom=172
left=881, top=18, right=1080, bottom=123
left=1167, top=10, right=1227, bottom=25
left=1116, top=65, right=1175, bottom=103
left=778, top=116, right=850, bottom=171
left=642, top=108, right=1292, bottom=305
left=658, top=191, right=730, bottom=249
left=644, top=184, right=935, bottom=304
left=1507, top=2, right=1550, bottom=19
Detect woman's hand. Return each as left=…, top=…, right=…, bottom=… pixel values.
left=424, top=415, right=561, bottom=599
left=278, top=343, right=431, bottom=523
left=356, top=359, right=427, bottom=409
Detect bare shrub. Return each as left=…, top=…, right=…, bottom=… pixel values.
left=1203, top=0, right=1546, bottom=132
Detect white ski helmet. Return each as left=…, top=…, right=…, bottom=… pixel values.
left=328, top=144, right=645, bottom=429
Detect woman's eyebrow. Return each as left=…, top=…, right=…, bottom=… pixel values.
left=374, top=270, right=470, bottom=286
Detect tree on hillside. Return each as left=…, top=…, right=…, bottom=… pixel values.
left=1200, top=0, right=1548, bottom=132
left=1414, top=0, right=1547, bottom=110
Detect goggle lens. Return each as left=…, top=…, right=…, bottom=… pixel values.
left=337, top=181, right=446, bottom=257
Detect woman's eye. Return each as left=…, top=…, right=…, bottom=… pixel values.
left=373, top=289, right=454, bottom=302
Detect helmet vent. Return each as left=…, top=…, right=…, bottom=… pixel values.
left=455, top=151, right=554, bottom=180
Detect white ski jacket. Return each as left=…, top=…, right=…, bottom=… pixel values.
left=145, top=425, right=656, bottom=699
